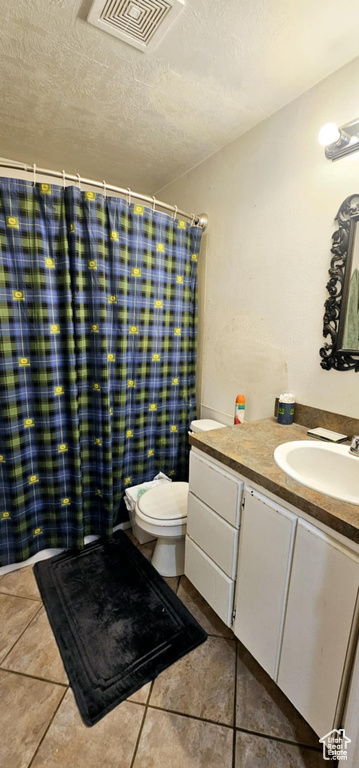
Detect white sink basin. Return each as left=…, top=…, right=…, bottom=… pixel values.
left=274, top=440, right=359, bottom=505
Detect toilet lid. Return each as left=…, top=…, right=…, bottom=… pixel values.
left=137, top=482, right=188, bottom=521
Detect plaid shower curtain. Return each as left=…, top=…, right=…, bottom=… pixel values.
left=0, top=178, right=201, bottom=567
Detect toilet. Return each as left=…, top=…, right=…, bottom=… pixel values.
left=134, top=419, right=226, bottom=576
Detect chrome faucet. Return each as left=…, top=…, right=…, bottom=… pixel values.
left=349, top=436, right=359, bottom=456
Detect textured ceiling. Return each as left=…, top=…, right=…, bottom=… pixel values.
left=2, top=0, right=359, bottom=194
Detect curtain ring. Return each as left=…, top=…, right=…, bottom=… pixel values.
left=173, top=205, right=177, bottom=221
left=102, top=180, right=107, bottom=197
left=190, top=213, right=195, bottom=226
left=32, top=163, right=37, bottom=187
left=62, top=170, right=66, bottom=189
left=76, top=173, right=82, bottom=191
left=126, top=187, right=131, bottom=206
left=152, top=195, right=156, bottom=212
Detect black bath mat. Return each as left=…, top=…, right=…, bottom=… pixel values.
left=34, top=531, right=207, bottom=726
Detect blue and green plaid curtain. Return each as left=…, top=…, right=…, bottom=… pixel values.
left=0, top=178, right=201, bottom=567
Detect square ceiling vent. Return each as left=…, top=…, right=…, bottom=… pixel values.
left=87, top=0, right=184, bottom=52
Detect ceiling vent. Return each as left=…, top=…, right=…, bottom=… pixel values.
left=87, top=0, right=184, bottom=52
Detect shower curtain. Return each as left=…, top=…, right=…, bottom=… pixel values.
left=0, top=178, right=202, bottom=567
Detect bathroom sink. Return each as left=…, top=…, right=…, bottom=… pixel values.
left=274, top=440, right=359, bottom=505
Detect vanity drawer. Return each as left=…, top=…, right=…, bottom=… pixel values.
left=187, top=492, right=239, bottom=579
left=189, top=451, right=242, bottom=527
left=185, top=535, right=234, bottom=627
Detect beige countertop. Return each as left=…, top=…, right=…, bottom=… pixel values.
left=189, top=418, right=359, bottom=544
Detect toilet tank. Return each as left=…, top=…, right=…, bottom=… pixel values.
left=190, top=419, right=226, bottom=433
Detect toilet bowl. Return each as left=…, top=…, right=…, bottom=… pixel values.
left=135, top=482, right=188, bottom=577
left=134, top=418, right=226, bottom=577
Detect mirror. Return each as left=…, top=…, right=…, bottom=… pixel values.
left=320, top=194, right=359, bottom=371
left=341, top=221, right=359, bottom=350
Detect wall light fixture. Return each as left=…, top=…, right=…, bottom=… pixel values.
left=318, top=118, right=359, bottom=161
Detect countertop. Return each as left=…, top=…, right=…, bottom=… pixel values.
left=189, top=418, right=359, bottom=544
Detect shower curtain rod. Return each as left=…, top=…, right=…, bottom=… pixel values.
left=0, top=157, right=208, bottom=230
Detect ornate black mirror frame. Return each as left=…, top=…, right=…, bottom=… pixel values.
left=320, top=194, right=359, bottom=371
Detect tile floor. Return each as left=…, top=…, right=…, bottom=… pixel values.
left=0, top=530, right=328, bottom=768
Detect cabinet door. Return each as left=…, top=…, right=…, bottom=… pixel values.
left=233, top=489, right=297, bottom=678
left=278, top=519, right=359, bottom=738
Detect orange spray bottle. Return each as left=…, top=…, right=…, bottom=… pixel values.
left=234, top=394, right=245, bottom=425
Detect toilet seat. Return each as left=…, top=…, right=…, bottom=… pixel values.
left=136, top=482, right=188, bottom=523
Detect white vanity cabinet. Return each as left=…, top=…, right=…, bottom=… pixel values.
left=185, top=449, right=243, bottom=625
left=185, top=445, right=359, bottom=742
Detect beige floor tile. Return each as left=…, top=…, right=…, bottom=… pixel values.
left=138, top=540, right=156, bottom=561
left=124, top=529, right=139, bottom=546
left=134, top=708, right=233, bottom=768
left=0, top=593, right=40, bottom=663
left=163, top=575, right=180, bottom=592
left=235, top=731, right=326, bottom=767
left=236, top=645, right=319, bottom=747
left=150, top=636, right=236, bottom=725
left=177, top=576, right=233, bottom=638
left=0, top=565, right=41, bottom=601
left=0, top=668, right=65, bottom=768
left=128, top=681, right=152, bottom=704
left=2, top=606, right=67, bottom=684
left=31, top=689, right=144, bottom=768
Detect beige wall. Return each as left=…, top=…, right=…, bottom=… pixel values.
left=158, top=55, right=359, bottom=424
